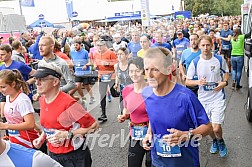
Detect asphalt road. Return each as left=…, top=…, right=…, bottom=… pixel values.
left=29, top=72, right=252, bottom=167
left=83, top=73, right=252, bottom=167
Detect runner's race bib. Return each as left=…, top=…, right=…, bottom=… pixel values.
left=132, top=125, right=148, bottom=140
left=155, top=138, right=181, bottom=157
left=43, top=127, right=55, bottom=137
left=222, top=44, right=230, bottom=50
left=203, top=82, right=218, bottom=91
left=8, top=130, right=20, bottom=137
left=101, top=74, right=111, bottom=82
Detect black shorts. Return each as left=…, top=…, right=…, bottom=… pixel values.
left=0, top=93, right=6, bottom=102
left=220, top=49, right=231, bottom=59
left=186, top=85, right=198, bottom=96
left=75, top=76, right=96, bottom=85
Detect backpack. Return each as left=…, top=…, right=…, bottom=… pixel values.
left=193, top=54, right=225, bottom=80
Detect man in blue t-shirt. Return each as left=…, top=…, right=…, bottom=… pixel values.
left=142, top=47, right=211, bottom=167
left=0, top=44, right=36, bottom=82
left=219, top=22, right=233, bottom=72
left=69, top=39, right=95, bottom=105
left=179, top=33, right=201, bottom=95
left=127, top=31, right=141, bottom=58
left=173, top=30, right=190, bottom=62
left=151, top=31, right=172, bottom=51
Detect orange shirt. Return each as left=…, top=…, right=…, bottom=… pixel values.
left=93, top=49, right=117, bottom=77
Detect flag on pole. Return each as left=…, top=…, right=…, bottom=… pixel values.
left=21, top=0, right=35, bottom=7
left=65, top=0, right=74, bottom=19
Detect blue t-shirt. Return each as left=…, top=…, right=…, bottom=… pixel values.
left=127, top=41, right=142, bottom=57
left=71, top=49, right=89, bottom=66
left=70, top=49, right=90, bottom=75
left=220, top=29, right=233, bottom=47
left=6, top=142, right=36, bottom=167
left=151, top=42, right=172, bottom=51
left=70, top=49, right=89, bottom=62
left=142, top=84, right=209, bottom=167
left=173, top=38, right=190, bottom=60
left=0, top=60, right=32, bottom=81
left=181, top=49, right=201, bottom=72
left=1, top=141, right=62, bottom=167
left=28, top=34, right=43, bottom=60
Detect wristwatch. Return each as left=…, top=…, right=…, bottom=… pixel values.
left=188, top=128, right=194, bottom=140
left=67, top=131, right=74, bottom=139
left=224, top=81, right=228, bottom=86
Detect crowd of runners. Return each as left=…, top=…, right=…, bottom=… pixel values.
left=0, top=14, right=247, bottom=167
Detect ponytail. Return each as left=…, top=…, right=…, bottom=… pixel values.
left=0, top=69, right=30, bottom=95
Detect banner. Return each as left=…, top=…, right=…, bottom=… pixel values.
left=0, top=33, right=11, bottom=44
left=12, top=32, right=22, bottom=41
left=65, top=0, right=74, bottom=19
left=140, top=0, right=150, bottom=27
left=21, top=0, right=35, bottom=7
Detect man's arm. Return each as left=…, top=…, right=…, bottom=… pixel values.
left=27, top=69, right=36, bottom=85
left=60, top=63, right=76, bottom=93
left=142, top=122, right=152, bottom=150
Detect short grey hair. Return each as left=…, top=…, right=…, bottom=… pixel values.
left=144, top=47, right=172, bottom=68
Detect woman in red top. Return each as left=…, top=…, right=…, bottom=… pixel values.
left=117, top=57, right=151, bottom=167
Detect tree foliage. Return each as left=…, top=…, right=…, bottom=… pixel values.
left=184, top=0, right=243, bottom=17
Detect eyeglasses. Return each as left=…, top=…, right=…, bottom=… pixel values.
left=34, top=77, right=54, bottom=82
left=97, top=44, right=105, bottom=47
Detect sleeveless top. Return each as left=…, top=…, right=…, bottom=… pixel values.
left=117, top=64, right=133, bottom=88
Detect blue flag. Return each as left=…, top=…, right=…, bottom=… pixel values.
left=21, top=0, right=35, bottom=7
left=65, top=0, right=73, bottom=19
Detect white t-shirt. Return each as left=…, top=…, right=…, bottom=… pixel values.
left=187, top=55, right=229, bottom=104
left=113, top=41, right=127, bottom=51
left=4, top=93, right=34, bottom=123
left=4, top=93, right=37, bottom=148
left=0, top=141, right=62, bottom=167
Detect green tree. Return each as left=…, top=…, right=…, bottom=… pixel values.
left=184, top=0, right=243, bottom=16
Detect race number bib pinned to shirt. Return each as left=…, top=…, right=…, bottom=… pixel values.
left=155, top=138, right=181, bottom=157
left=43, top=127, right=55, bottom=137
left=203, top=82, right=218, bottom=91
left=101, top=74, right=111, bottom=82
left=132, top=125, right=148, bottom=140
left=222, top=44, right=230, bottom=50
left=8, top=130, right=20, bottom=137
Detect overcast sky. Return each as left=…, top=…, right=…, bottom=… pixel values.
left=0, top=0, right=180, bottom=24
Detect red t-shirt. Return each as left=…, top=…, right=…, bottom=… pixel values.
left=39, top=92, right=95, bottom=154
left=55, top=51, right=70, bottom=61
left=122, top=84, right=149, bottom=137
left=122, top=84, right=149, bottom=124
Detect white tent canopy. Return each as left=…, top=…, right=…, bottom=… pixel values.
left=0, top=0, right=181, bottom=24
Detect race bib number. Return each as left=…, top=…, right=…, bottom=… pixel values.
left=132, top=125, right=148, bottom=140
left=43, top=127, right=55, bottom=137
left=176, top=51, right=183, bottom=59
left=203, top=82, right=218, bottom=91
left=8, top=130, right=20, bottom=137
left=155, top=138, right=181, bottom=157
left=193, top=75, right=198, bottom=80
left=222, top=44, right=230, bottom=50
left=101, top=74, right=111, bottom=82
